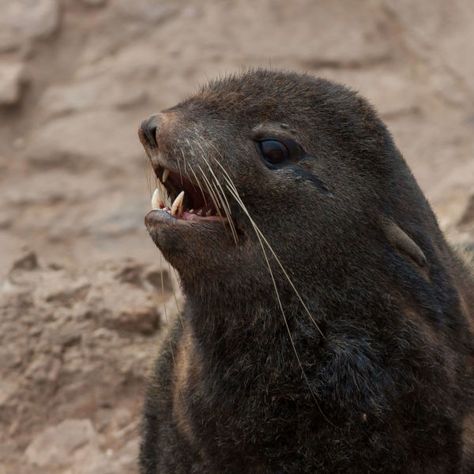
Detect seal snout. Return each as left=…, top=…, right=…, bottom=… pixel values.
left=139, top=115, right=160, bottom=149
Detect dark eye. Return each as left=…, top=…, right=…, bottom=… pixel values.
left=258, top=139, right=290, bottom=165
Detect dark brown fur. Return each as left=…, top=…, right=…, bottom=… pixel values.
left=138, top=70, right=474, bottom=473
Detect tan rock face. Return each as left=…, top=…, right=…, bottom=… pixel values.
left=0, top=61, right=25, bottom=106
left=25, top=419, right=98, bottom=467
left=0, top=253, right=176, bottom=472
left=459, top=195, right=474, bottom=227
left=0, top=0, right=59, bottom=52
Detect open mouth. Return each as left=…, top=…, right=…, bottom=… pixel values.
left=150, top=164, right=226, bottom=222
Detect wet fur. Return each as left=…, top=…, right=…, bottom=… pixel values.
left=139, top=70, right=474, bottom=473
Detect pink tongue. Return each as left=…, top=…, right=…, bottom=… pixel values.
left=182, top=211, right=203, bottom=221
left=181, top=211, right=224, bottom=222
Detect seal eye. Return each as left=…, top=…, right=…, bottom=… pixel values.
left=258, top=139, right=289, bottom=165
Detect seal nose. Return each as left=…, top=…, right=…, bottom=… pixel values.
left=139, top=115, right=159, bottom=149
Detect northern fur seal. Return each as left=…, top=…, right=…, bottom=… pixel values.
left=138, top=70, right=474, bottom=473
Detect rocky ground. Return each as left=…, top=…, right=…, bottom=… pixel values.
left=0, top=0, right=473, bottom=472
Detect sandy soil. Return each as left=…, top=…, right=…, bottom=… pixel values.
left=0, top=0, right=473, bottom=472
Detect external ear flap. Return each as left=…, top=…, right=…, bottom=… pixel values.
left=381, top=219, right=427, bottom=268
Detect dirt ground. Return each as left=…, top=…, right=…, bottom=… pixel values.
left=0, top=0, right=473, bottom=472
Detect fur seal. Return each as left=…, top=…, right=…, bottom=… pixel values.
left=137, top=69, right=474, bottom=473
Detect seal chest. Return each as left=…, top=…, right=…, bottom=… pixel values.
left=138, top=69, right=474, bottom=473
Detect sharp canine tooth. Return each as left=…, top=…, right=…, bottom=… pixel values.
left=189, top=209, right=194, bottom=213
left=162, top=168, right=169, bottom=183
left=206, top=209, right=212, bottom=216
left=197, top=209, right=203, bottom=216
left=171, top=191, right=185, bottom=217
left=151, top=188, right=160, bottom=209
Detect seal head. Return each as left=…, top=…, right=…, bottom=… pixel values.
left=140, top=71, right=434, bottom=290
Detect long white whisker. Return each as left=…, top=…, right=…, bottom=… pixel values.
left=229, top=188, right=333, bottom=425
left=196, top=165, right=225, bottom=218
left=203, top=149, right=325, bottom=337
left=191, top=133, right=238, bottom=243
left=187, top=161, right=209, bottom=208
left=196, top=164, right=238, bottom=243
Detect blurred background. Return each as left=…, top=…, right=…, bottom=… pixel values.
left=0, top=0, right=473, bottom=472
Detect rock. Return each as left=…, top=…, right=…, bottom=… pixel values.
left=0, top=61, right=25, bottom=106
left=11, top=251, right=38, bottom=272
left=24, top=354, right=62, bottom=383
left=25, top=419, right=98, bottom=467
left=24, top=110, right=142, bottom=171
left=71, top=438, right=138, bottom=474
left=44, top=279, right=91, bottom=306
left=115, top=262, right=146, bottom=286
left=0, top=379, right=19, bottom=406
left=71, top=444, right=111, bottom=474
left=459, top=195, right=474, bottom=226
left=115, top=0, right=178, bottom=24
left=195, top=0, right=392, bottom=66
left=114, top=305, right=161, bottom=335
left=100, top=290, right=162, bottom=334
left=146, top=268, right=173, bottom=292
left=86, top=198, right=146, bottom=237
left=115, top=438, right=139, bottom=471
left=0, top=0, right=60, bottom=52
left=80, top=0, right=107, bottom=6
left=40, top=76, right=146, bottom=118
left=320, top=67, right=422, bottom=118
left=385, top=0, right=474, bottom=94
left=40, top=37, right=161, bottom=118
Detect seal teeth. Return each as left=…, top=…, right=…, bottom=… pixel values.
left=162, top=168, right=169, bottom=183
left=151, top=182, right=169, bottom=209
left=151, top=188, right=161, bottom=209
left=171, top=190, right=185, bottom=217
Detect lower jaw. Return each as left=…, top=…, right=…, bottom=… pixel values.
left=144, top=210, right=239, bottom=272
left=144, top=210, right=231, bottom=255
left=146, top=209, right=226, bottom=225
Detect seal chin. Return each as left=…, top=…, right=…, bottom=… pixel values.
left=145, top=209, right=177, bottom=227
left=144, top=208, right=231, bottom=274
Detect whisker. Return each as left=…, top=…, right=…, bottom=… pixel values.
left=224, top=186, right=333, bottom=425
left=203, top=148, right=324, bottom=336
left=209, top=177, right=238, bottom=244
left=224, top=178, right=324, bottom=337
left=175, top=143, right=184, bottom=186
left=184, top=139, right=209, bottom=207
left=196, top=164, right=225, bottom=219
left=190, top=133, right=238, bottom=243
left=197, top=161, right=237, bottom=241
left=188, top=165, right=210, bottom=209
left=224, top=184, right=334, bottom=424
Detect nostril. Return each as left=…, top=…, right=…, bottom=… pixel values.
left=140, top=116, right=159, bottom=148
